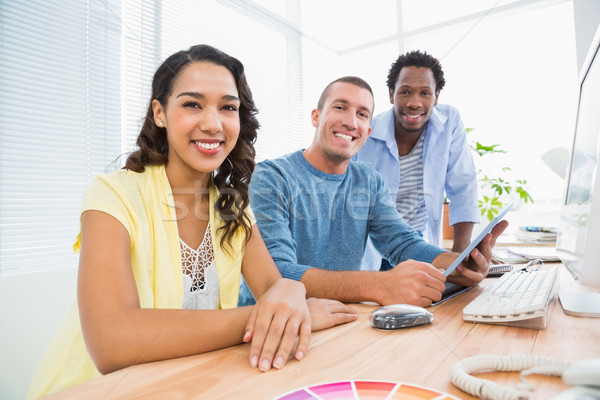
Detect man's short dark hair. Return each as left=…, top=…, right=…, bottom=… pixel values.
left=386, top=50, right=445, bottom=93
left=317, top=76, right=374, bottom=113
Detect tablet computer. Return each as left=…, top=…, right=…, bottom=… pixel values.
left=430, top=282, right=473, bottom=306
left=444, top=202, right=513, bottom=277
left=431, top=262, right=513, bottom=307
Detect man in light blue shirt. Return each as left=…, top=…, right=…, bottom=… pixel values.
left=239, top=76, right=506, bottom=307
left=354, top=50, right=479, bottom=271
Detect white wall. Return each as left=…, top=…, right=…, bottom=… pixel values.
left=0, top=268, right=77, bottom=399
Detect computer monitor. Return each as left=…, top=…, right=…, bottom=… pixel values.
left=555, top=25, right=600, bottom=317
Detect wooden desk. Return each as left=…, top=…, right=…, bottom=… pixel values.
left=48, top=265, right=600, bottom=400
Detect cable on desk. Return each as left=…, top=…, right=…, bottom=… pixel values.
left=450, top=354, right=570, bottom=400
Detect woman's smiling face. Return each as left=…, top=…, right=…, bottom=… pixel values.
left=153, top=61, right=240, bottom=182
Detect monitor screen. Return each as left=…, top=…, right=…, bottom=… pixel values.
left=556, top=25, right=600, bottom=317
left=564, top=38, right=600, bottom=209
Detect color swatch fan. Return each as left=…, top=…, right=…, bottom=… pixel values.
left=273, top=380, right=461, bottom=400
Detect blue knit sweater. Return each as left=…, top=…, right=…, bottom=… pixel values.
left=238, top=150, right=445, bottom=305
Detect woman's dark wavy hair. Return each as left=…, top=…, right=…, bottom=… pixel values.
left=386, top=50, right=446, bottom=93
left=125, top=44, right=259, bottom=251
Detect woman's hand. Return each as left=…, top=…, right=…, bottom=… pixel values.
left=243, top=278, right=311, bottom=372
left=306, top=298, right=358, bottom=331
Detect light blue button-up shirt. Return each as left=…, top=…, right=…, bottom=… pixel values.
left=354, top=104, right=479, bottom=269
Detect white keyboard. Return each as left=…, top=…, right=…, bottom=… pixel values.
left=463, top=267, right=558, bottom=329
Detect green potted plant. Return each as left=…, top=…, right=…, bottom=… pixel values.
left=469, top=128, right=534, bottom=221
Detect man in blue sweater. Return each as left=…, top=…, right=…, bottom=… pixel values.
left=241, top=76, right=506, bottom=307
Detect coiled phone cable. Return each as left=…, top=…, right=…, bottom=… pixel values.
left=450, top=354, right=570, bottom=400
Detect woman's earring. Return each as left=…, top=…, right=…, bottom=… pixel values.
left=157, top=121, right=163, bottom=127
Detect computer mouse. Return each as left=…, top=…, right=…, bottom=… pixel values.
left=369, top=304, right=434, bottom=330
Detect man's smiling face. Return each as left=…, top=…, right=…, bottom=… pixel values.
left=311, top=81, right=374, bottom=165
left=390, top=66, right=439, bottom=135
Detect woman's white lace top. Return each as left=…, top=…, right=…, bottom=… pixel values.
left=180, top=222, right=219, bottom=310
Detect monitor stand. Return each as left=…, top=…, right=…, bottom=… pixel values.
left=559, top=292, right=600, bottom=317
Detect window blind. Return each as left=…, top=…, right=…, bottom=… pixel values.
left=0, top=0, right=122, bottom=275
left=121, top=0, right=162, bottom=155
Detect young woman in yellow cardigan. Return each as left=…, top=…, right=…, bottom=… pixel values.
left=28, top=44, right=357, bottom=399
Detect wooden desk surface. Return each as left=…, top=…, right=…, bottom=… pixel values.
left=49, top=265, right=600, bottom=400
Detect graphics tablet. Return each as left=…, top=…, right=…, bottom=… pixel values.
left=444, top=203, right=513, bottom=277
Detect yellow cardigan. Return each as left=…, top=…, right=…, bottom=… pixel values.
left=27, top=165, right=252, bottom=399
